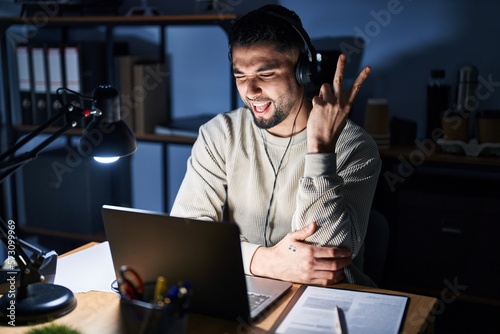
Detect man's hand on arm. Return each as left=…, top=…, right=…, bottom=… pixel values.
left=249, top=222, right=352, bottom=286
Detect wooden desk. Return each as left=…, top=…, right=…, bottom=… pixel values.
left=2, top=244, right=437, bottom=333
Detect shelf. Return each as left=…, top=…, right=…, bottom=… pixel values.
left=0, top=13, right=237, bottom=28
left=1, top=12, right=229, bottom=251
left=379, top=146, right=500, bottom=167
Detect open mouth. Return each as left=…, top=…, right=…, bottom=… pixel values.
left=252, top=102, right=272, bottom=113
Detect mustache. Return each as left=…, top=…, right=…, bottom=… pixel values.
left=246, top=97, right=272, bottom=103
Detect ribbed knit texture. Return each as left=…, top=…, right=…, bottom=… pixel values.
left=171, top=107, right=381, bottom=285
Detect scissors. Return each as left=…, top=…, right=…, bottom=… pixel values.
left=118, top=265, right=144, bottom=300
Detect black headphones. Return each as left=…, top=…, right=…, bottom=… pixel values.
left=260, top=9, right=317, bottom=86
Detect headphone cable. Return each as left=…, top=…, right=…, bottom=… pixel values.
left=261, top=95, right=304, bottom=246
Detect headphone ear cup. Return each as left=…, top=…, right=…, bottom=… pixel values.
left=295, top=53, right=312, bottom=85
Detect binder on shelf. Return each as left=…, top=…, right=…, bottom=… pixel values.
left=63, top=45, right=82, bottom=119
left=31, top=46, right=49, bottom=124
left=47, top=46, right=64, bottom=124
left=62, top=42, right=127, bottom=127
left=64, top=46, right=81, bottom=93
left=16, top=45, right=34, bottom=125
left=63, top=43, right=104, bottom=128
left=132, top=61, right=169, bottom=134
left=79, top=43, right=106, bottom=99
left=85, top=44, right=107, bottom=127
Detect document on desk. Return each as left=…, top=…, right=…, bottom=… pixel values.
left=54, top=242, right=117, bottom=293
left=273, top=285, right=409, bottom=334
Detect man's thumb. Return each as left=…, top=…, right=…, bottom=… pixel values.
left=294, top=222, right=317, bottom=241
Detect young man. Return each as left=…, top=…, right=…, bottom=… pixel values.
left=171, top=5, right=380, bottom=286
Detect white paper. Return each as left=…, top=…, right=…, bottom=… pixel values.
left=54, top=242, right=117, bottom=293
left=275, top=286, right=408, bottom=334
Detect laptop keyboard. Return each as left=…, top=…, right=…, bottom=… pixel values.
left=248, top=292, right=271, bottom=311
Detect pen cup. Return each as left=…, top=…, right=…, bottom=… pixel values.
left=120, top=283, right=189, bottom=334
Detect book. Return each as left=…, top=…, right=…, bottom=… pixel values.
left=132, top=62, right=169, bottom=134
left=115, top=55, right=157, bottom=131
left=154, top=114, right=216, bottom=138
left=271, top=285, right=409, bottom=334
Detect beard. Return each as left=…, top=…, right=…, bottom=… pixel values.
left=245, top=95, right=296, bottom=129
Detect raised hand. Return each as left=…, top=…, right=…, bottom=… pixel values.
left=308, top=54, right=371, bottom=153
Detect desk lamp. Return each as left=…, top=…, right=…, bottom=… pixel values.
left=0, top=84, right=137, bottom=324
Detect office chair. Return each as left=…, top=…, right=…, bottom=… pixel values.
left=363, top=209, right=390, bottom=286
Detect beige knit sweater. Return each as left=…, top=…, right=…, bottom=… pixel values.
left=171, top=107, right=381, bottom=285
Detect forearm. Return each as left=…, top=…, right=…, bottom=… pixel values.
left=292, top=153, right=380, bottom=257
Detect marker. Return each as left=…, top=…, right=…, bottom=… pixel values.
left=153, top=275, right=166, bottom=304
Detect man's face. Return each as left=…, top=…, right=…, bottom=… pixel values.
left=231, top=44, right=303, bottom=132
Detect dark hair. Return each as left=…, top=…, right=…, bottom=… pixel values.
left=228, top=4, right=305, bottom=57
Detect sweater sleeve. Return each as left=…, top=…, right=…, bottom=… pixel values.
left=292, top=123, right=381, bottom=259
left=240, top=241, right=261, bottom=275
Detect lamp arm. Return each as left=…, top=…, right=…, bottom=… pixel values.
left=0, top=103, right=92, bottom=183
left=0, top=122, right=73, bottom=181
left=0, top=87, right=94, bottom=164
left=0, top=107, right=68, bottom=163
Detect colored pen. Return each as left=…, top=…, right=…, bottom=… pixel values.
left=154, top=275, right=166, bottom=304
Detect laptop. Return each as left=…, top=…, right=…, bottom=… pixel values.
left=101, top=205, right=292, bottom=322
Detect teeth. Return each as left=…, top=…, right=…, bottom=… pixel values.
left=254, top=102, right=270, bottom=113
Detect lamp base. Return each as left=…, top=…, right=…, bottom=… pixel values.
left=0, top=283, right=77, bottom=325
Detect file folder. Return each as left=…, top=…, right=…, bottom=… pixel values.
left=47, top=46, right=64, bottom=122
left=32, top=46, right=49, bottom=124
left=64, top=46, right=82, bottom=94
left=63, top=46, right=83, bottom=125
left=16, top=45, right=34, bottom=125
